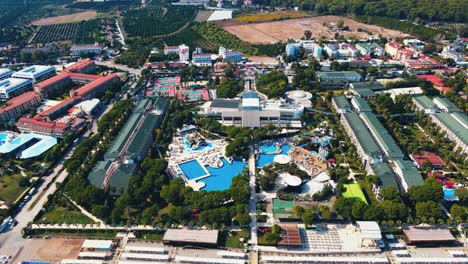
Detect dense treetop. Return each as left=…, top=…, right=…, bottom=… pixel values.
left=253, top=0, right=467, bottom=22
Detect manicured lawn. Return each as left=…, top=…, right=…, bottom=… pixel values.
left=343, top=183, right=368, bottom=204
left=220, top=230, right=248, bottom=249
left=39, top=206, right=94, bottom=224
left=0, top=173, right=27, bottom=203
left=135, top=231, right=164, bottom=241
left=257, top=233, right=277, bottom=246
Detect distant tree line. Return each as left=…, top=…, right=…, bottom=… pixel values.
left=253, top=0, right=467, bottom=22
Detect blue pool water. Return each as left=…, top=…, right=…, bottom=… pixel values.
left=0, top=133, right=8, bottom=146
left=178, top=160, right=208, bottom=180
left=260, top=143, right=278, bottom=154
left=444, top=188, right=456, bottom=200
left=256, top=144, right=292, bottom=167
left=199, top=157, right=247, bottom=191
left=182, top=134, right=213, bottom=153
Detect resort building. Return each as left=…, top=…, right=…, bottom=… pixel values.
left=412, top=96, right=438, bottom=114
left=359, top=112, right=405, bottom=160
left=385, top=41, right=402, bottom=59
left=349, top=81, right=385, bottom=98
left=0, top=68, right=14, bottom=81
left=163, top=229, right=219, bottom=247
left=355, top=43, right=385, bottom=57
left=70, top=44, right=103, bottom=56
left=164, top=44, right=190, bottom=62
left=316, top=71, right=362, bottom=88
left=402, top=225, right=457, bottom=245
left=64, top=60, right=96, bottom=74
left=88, top=98, right=169, bottom=193
left=441, top=46, right=464, bottom=62
left=351, top=97, right=373, bottom=113
left=11, top=65, right=56, bottom=83
left=335, top=95, right=422, bottom=192
left=410, top=151, right=446, bottom=169
left=201, top=91, right=304, bottom=128
left=16, top=117, right=70, bottom=138
left=0, top=91, right=42, bottom=122
left=340, top=112, right=384, bottom=168
left=285, top=41, right=322, bottom=60
left=433, top=97, right=460, bottom=113
left=391, top=160, right=424, bottom=192
left=70, top=73, right=118, bottom=99
left=412, top=96, right=468, bottom=155
left=0, top=78, right=33, bottom=100
left=192, top=53, right=212, bottom=66
left=219, top=47, right=243, bottom=62
left=332, top=95, right=352, bottom=114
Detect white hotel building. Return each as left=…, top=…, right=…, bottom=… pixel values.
left=0, top=78, right=33, bottom=100
left=201, top=91, right=304, bottom=128
left=12, top=65, right=56, bottom=83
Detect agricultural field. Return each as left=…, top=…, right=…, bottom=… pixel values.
left=163, top=26, right=216, bottom=52
left=32, top=20, right=101, bottom=44
left=32, top=11, right=97, bottom=26
left=220, top=15, right=410, bottom=44
left=122, top=5, right=197, bottom=37
left=66, top=0, right=136, bottom=11
left=192, top=22, right=257, bottom=55
left=235, top=10, right=310, bottom=23
left=195, top=10, right=213, bottom=22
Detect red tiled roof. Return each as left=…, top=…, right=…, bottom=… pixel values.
left=0, top=91, right=41, bottom=114
left=35, top=73, right=70, bottom=89
left=75, top=73, right=118, bottom=97
left=65, top=60, right=95, bottom=73
left=17, top=117, right=68, bottom=134
left=411, top=151, right=446, bottom=168
left=36, top=96, right=81, bottom=119
left=387, top=41, right=402, bottom=49
left=68, top=72, right=101, bottom=81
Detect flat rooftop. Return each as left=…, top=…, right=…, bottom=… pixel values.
left=163, top=229, right=218, bottom=245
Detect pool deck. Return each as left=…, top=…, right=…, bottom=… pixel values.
left=167, top=131, right=230, bottom=190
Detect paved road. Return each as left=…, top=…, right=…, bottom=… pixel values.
left=0, top=137, right=80, bottom=259
left=248, top=146, right=258, bottom=250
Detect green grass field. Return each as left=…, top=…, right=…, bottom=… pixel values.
left=222, top=230, right=248, bottom=248
left=38, top=206, right=94, bottom=225
left=0, top=173, right=27, bottom=203
left=343, top=183, right=368, bottom=204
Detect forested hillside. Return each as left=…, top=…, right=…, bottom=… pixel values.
left=253, top=0, right=467, bottom=22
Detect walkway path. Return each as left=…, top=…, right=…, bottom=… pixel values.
left=248, top=145, right=258, bottom=250
left=64, top=195, right=103, bottom=224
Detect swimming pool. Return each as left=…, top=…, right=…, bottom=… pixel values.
left=183, top=134, right=213, bottom=153
left=257, top=144, right=292, bottom=167
left=199, top=157, right=247, bottom=191
left=444, top=188, right=456, bottom=200
left=178, top=159, right=208, bottom=180
left=0, top=133, right=8, bottom=146
left=260, top=142, right=278, bottom=154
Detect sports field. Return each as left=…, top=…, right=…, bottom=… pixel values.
left=342, top=183, right=368, bottom=204
left=220, top=15, right=409, bottom=44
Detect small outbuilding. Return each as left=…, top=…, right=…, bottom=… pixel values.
left=356, top=221, right=382, bottom=247
left=163, top=229, right=219, bottom=247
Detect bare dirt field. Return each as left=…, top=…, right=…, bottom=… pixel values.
left=32, top=11, right=97, bottom=26
left=219, top=15, right=410, bottom=44
left=14, top=238, right=83, bottom=262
